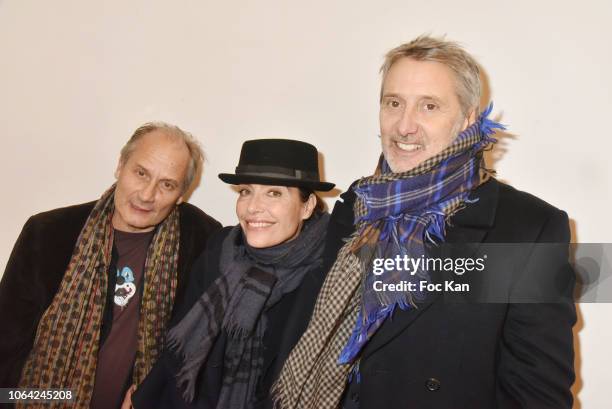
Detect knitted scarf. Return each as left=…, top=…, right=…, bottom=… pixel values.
left=272, top=103, right=504, bottom=409
left=18, top=185, right=180, bottom=409
left=166, top=211, right=329, bottom=409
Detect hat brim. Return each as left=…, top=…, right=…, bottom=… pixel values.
left=218, top=173, right=335, bottom=191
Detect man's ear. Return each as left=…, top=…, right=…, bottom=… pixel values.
left=114, top=160, right=124, bottom=179
left=462, top=110, right=477, bottom=130
left=301, top=194, right=317, bottom=220
left=176, top=196, right=184, bottom=205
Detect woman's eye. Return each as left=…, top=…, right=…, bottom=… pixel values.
left=268, top=190, right=282, bottom=197
left=238, top=188, right=250, bottom=196
left=424, top=103, right=437, bottom=111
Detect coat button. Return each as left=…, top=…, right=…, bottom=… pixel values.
left=425, top=378, right=441, bottom=391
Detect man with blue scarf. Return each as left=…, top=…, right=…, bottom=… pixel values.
left=273, top=35, right=575, bottom=409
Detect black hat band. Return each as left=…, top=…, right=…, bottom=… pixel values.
left=235, top=165, right=318, bottom=180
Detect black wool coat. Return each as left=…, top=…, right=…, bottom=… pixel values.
left=133, top=226, right=329, bottom=409
left=0, top=201, right=221, bottom=389
left=327, top=178, right=576, bottom=409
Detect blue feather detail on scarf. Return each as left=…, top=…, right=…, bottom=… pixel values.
left=338, top=103, right=505, bottom=364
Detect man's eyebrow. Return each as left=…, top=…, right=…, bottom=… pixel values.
left=134, top=163, right=149, bottom=172
left=134, top=163, right=180, bottom=185
left=419, top=94, right=443, bottom=101
left=381, top=93, right=442, bottom=100
left=381, top=92, right=402, bottom=99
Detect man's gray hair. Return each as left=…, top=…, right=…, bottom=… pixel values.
left=380, top=35, right=482, bottom=116
left=119, top=122, right=204, bottom=192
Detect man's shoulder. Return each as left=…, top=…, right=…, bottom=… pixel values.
left=210, top=225, right=236, bottom=244
left=202, top=226, right=236, bottom=264
left=10, top=202, right=96, bottom=267
left=25, top=201, right=96, bottom=230
left=177, top=202, right=222, bottom=234
left=198, top=225, right=234, bottom=254
left=494, top=179, right=567, bottom=221
left=481, top=179, right=570, bottom=242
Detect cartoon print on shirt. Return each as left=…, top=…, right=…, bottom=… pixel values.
left=114, top=266, right=136, bottom=307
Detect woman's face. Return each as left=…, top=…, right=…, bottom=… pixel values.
left=236, top=184, right=316, bottom=248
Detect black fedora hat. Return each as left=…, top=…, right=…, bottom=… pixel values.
left=219, top=139, right=335, bottom=191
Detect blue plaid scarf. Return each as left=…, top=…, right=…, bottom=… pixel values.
left=338, top=103, right=505, bottom=364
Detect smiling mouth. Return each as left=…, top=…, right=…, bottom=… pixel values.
left=246, top=221, right=275, bottom=228
left=395, top=141, right=423, bottom=152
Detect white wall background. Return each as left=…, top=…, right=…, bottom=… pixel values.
left=1, top=0, right=610, bottom=407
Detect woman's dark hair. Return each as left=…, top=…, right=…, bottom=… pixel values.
left=298, top=187, right=326, bottom=214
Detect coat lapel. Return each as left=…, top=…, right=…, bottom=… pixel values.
left=360, top=179, right=500, bottom=360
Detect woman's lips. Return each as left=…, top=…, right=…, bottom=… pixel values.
left=245, top=220, right=275, bottom=228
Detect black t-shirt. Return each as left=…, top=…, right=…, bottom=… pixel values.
left=90, top=229, right=154, bottom=409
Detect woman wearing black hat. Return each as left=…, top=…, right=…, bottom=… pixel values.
left=128, top=139, right=334, bottom=409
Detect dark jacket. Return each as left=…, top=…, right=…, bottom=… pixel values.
left=133, top=225, right=328, bottom=409
left=329, top=178, right=576, bottom=409
left=0, top=201, right=221, bottom=389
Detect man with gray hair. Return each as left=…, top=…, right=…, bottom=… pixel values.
left=274, top=36, right=575, bottom=408
left=0, top=122, right=221, bottom=408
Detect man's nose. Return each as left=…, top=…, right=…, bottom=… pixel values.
left=139, top=181, right=156, bottom=202
left=397, top=107, right=419, bottom=136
